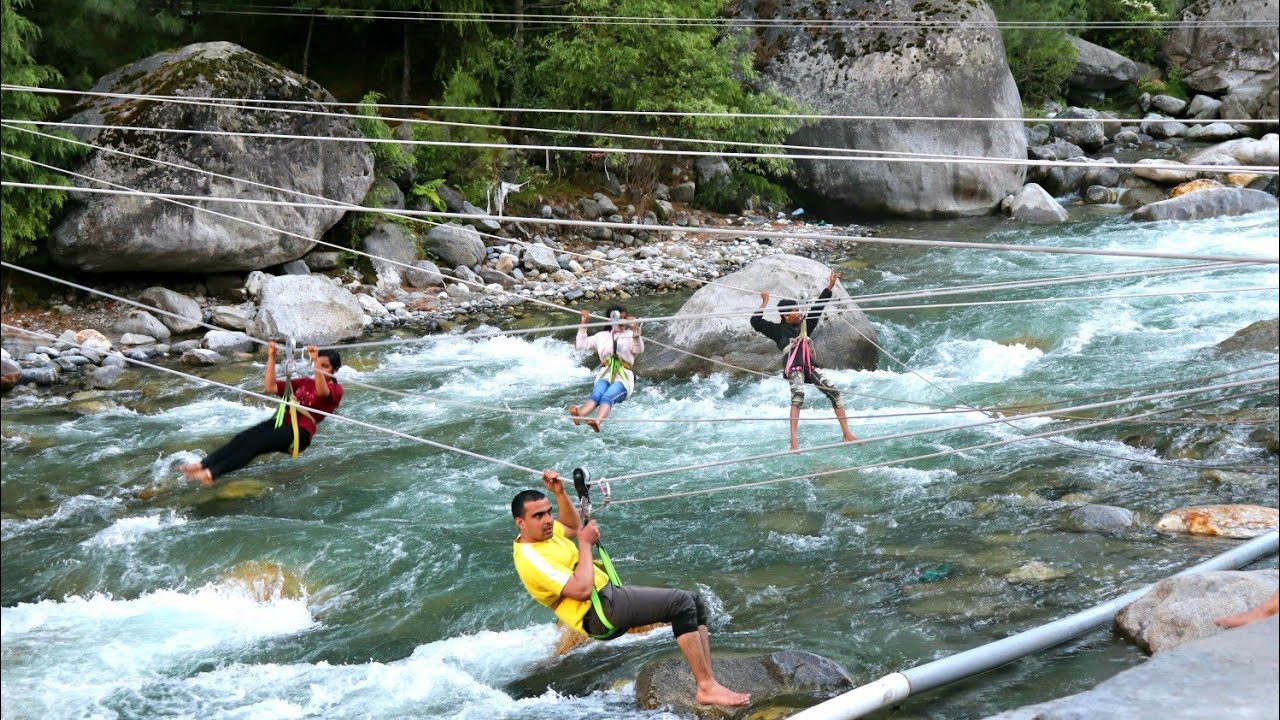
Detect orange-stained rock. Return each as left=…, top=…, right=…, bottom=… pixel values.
left=1224, top=173, right=1262, bottom=188
left=1156, top=505, right=1278, bottom=539
left=1169, top=178, right=1224, bottom=198
left=221, top=560, right=307, bottom=602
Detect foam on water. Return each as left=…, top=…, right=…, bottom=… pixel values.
left=82, top=511, right=188, bottom=549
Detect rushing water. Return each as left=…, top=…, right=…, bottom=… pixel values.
left=3, top=211, right=1278, bottom=720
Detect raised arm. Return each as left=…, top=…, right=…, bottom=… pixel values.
left=575, top=309, right=594, bottom=350
left=543, top=470, right=581, bottom=535
left=750, top=290, right=772, bottom=335
left=807, top=273, right=839, bottom=335
left=265, top=341, right=279, bottom=395
left=307, top=345, right=331, bottom=399
left=630, top=319, right=644, bottom=355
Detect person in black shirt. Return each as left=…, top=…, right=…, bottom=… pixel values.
left=750, top=271, right=858, bottom=450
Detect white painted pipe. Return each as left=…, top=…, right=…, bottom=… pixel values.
left=793, top=531, right=1280, bottom=720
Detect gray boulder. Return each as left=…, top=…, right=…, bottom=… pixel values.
left=1069, top=504, right=1135, bottom=533
left=1068, top=35, right=1139, bottom=90
left=20, top=367, right=60, bottom=386
left=423, top=223, right=484, bottom=269
left=670, top=182, right=696, bottom=203
left=1164, top=0, right=1279, bottom=96
left=363, top=176, right=405, bottom=210
left=1025, top=124, right=1051, bottom=148
left=138, top=287, right=202, bottom=333
left=246, top=275, right=364, bottom=345
left=1, top=357, right=21, bottom=391
left=522, top=244, right=560, bottom=273
left=302, top=251, right=342, bottom=271
left=114, top=310, right=171, bottom=341
left=1132, top=187, right=1278, bottom=221
left=592, top=192, right=619, bottom=215
left=477, top=267, right=518, bottom=288
left=1006, top=183, right=1068, bottom=224
left=635, top=650, right=854, bottom=719
left=88, top=365, right=127, bottom=389
left=984, top=617, right=1279, bottom=720
left=406, top=260, right=443, bottom=288
left=50, top=42, right=373, bottom=272
left=1116, top=570, right=1279, bottom=653
left=749, top=0, right=1025, bottom=217
left=1220, top=67, right=1280, bottom=122
left=1187, top=94, right=1223, bottom=120
left=202, top=330, right=256, bottom=354
left=1150, top=94, right=1188, bottom=116
left=1029, top=139, right=1085, bottom=161
left=1054, top=107, right=1108, bottom=151
left=638, top=254, right=879, bottom=378
left=1216, top=317, right=1279, bottom=354
left=210, top=304, right=254, bottom=330
left=1184, top=122, right=1240, bottom=142
left=280, top=259, right=310, bottom=275
left=362, top=222, right=419, bottom=288
left=1142, top=117, right=1190, bottom=139
left=695, top=155, right=732, bottom=184
left=1131, top=159, right=1198, bottom=185
left=180, top=349, right=224, bottom=366
left=1182, top=135, right=1279, bottom=168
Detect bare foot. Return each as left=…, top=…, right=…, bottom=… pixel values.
left=1216, top=607, right=1270, bottom=628
left=695, top=683, right=751, bottom=707
left=843, top=433, right=858, bottom=443
left=586, top=419, right=601, bottom=433
left=568, top=405, right=582, bottom=427
left=789, top=439, right=800, bottom=452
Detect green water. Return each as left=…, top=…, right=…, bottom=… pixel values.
left=2, top=212, right=1277, bottom=719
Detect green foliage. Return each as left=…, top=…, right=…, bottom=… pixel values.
left=1079, top=0, right=1176, bottom=65
left=410, top=178, right=448, bottom=211
left=411, top=68, right=507, bottom=199
left=1, top=0, right=84, bottom=259
left=24, top=0, right=183, bottom=89
left=990, top=0, right=1080, bottom=105
left=694, top=171, right=790, bottom=214
left=355, top=91, right=415, bottom=178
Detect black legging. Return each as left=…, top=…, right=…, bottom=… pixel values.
left=202, top=417, right=313, bottom=480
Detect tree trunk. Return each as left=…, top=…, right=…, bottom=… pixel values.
left=511, top=0, right=525, bottom=117
left=302, top=15, right=315, bottom=77
left=401, top=20, right=412, bottom=104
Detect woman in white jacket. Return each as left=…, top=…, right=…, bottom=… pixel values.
left=569, top=306, right=644, bottom=432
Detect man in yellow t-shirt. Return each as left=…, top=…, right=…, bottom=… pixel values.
left=512, top=470, right=751, bottom=708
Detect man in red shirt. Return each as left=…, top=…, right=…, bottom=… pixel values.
left=178, top=341, right=343, bottom=486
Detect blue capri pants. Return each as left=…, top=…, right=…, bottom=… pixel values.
left=589, top=379, right=628, bottom=406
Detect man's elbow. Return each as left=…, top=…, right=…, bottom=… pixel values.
left=561, top=585, right=591, bottom=602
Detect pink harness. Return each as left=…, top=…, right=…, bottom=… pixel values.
left=784, top=331, right=814, bottom=377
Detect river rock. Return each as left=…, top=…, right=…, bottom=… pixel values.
left=670, top=182, right=696, bottom=203
left=638, top=254, right=879, bottom=378
left=1156, top=504, right=1279, bottom=539
left=302, top=251, right=342, bottom=271
left=203, top=330, right=256, bottom=354
left=1132, top=187, right=1278, bottom=221
left=522, top=244, right=560, bottom=273
left=1164, top=0, right=1279, bottom=97
left=88, top=365, right=127, bottom=389
left=355, top=293, right=388, bottom=318
left=1182, top=135, right=1280, bottom=168
left=423, top=223, right=484, bottom=269
left=1170, top=178, right=1224, bottom=198
left=1006, top=183, right=1068, bottom=224
left=635, top=649, right=854, bottom=719
left=74, top=329, right=112, bottom=353
left=170, top=340, right=201, bottom=353
left=1131, top=159, right=1197, bottom=185
left=138, top=287, right=202, bottom=333
left=406, top=260, right=443, bottom=288
left=101, top=353, right=127, bottom=368
left=1054, top=107, right=1107, bottom=151
left=1187, top=94, right=1223, bottom=120
left=983, top=617, right=1279, bottom=720
left=118, top=333, right=157, bottom=347
left=1116, top=570, right=1279, bottom=654
left=50, top=42, right=373, bottom=272
left=1220, top=68, right=1280, bottom=122
left=1184, top=122, right=1240, bottom=142
left=1150, top=95, right=1188, bottom=116
left=1069, top=504, right=1135, bottom=533
left=1029, top=139, right=1085, bottom=162
left=362, top=222, right=418, bottom=288
left=748, top=0, right=1025, bottom=217
left=180, top=349, right=224, bottom=366
left=246, top=274, right=364, bottom=345
left=280, top=260, right=310, bottom=276
left=114, top=310, right=171, bottom=341
left=1216, top=317, right=1279, bottom=354
left=211, top=304, right=254, bottom=330
left=19, top=366, right=59, bottom=386
left=1142, top=117, right=1190, bottom=139
left=245, top=271, right=272, bottom=301
left=1005, top=560, right=1070, bottom=585
left=1, top=357, right=20, bottom=391
left=477, top=267, right=518, bottom=288
left=1068, top=35, right=1139, bottom=91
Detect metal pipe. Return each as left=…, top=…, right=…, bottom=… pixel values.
left=793, top=531, right=1280, bottom=720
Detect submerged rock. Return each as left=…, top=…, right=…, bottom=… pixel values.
left=1116, top=570, right=1279, bottom=653
left=635, top=650, right=854, bottom=719
left=1132, top=188, right=1278, bottom=222
left=1005, top=560, right=1069, bottom=585
left=220, top=559, right=306, bottom=601
left=1156, top=505, right=1279, bottom=539
left=1215, top=317, right=1279, bottom=354
left=1069, top=504, right=1135, bottom=533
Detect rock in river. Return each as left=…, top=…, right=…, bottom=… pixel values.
left=246, top=275, right=364, bottom=345
left=1116, top=570, right=1279, bottom=654
left=1132, top=188, right=1278, bottom=222
left=1156, top=504, right=1279, bottom=539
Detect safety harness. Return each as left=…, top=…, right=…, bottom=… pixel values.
left=783, top=318, right=815, bottom=378
left=272, top=338, right=310, bottom=459
left=595, top=328, right=636, bottom=398
left=573, top=467, right=621, bottom=639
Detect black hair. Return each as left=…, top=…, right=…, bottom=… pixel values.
left=776, top=298, right=797, bottom=309
left=318, top=349, right=342, bottom=373
left=512, top=489, right=547, bottom=518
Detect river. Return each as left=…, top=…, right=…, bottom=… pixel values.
left=2, top=210, right=1278, bottom=719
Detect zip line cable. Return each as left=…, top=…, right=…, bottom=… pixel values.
left=7, top=182, right=1276, bottom=265
left=8, top=83, right=1277, bottom=124
left=605, top=386, right=1278, bottom=505
left=1, top=323, right=542, bottom=475
left=595, top=375, right=1279, bottom=485
left=9, top=118, right=1277, bottom=175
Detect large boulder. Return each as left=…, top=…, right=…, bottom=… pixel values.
left=635, top=650, right=854, bottom=719
left=1, top=357, right=20, bottom=392
left=983, top=617, right=1279, bottom=720
left=1067, top=35, right=1140, bottom=91
left=1116, top=570, right=1279, bottom=654
left=138, top=287, right=202, bottom=333
left=1155, top=504, right=1279, bottom=539
left=1164, top=0, right=1279, bottom=99
left=1006, top=183, right=1068, bottom=224
left=361, top=223, right=419, bottom=288
left=1216, top=317, right=1279, bottom=354
left=1131, top=187, right=1278, bottom=221
left=423, top=223, right=484, bottom=269
left=747, top=0, right=1025, bottom=217
left=114, top=310, right=171, bottom=341
left=50, top=42, right=374, bottom=273
left=1182, top=134, right=1280, bottom=168
left=637, top=254, right=879, bottom=378
left=246, top=275, right=364, bottom=345
left=1053, top=107, right=1108, bottom=152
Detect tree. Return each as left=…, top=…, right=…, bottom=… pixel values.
left=24, top=0, right=184, bottom=89
left=1, top=0, right=84, bottom=259
left=989, top=0, right=1081, bottom=105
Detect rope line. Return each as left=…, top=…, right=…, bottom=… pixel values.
left=606, top=386, right=1279, bottom=505
left=9, top=118, right=1278, bottom=175
left=8, top=182, right=1277, bottom=265
left=7, top=83, right=1277, bottom=124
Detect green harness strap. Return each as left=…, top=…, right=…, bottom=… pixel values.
left=587, top=542, right=623, bottom=639
left=273, top=350, right=302, bottom=460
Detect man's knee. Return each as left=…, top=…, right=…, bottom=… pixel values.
left=669, top=590, right=700, bottom=638
left=693, top=592, right=708, bottom=628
